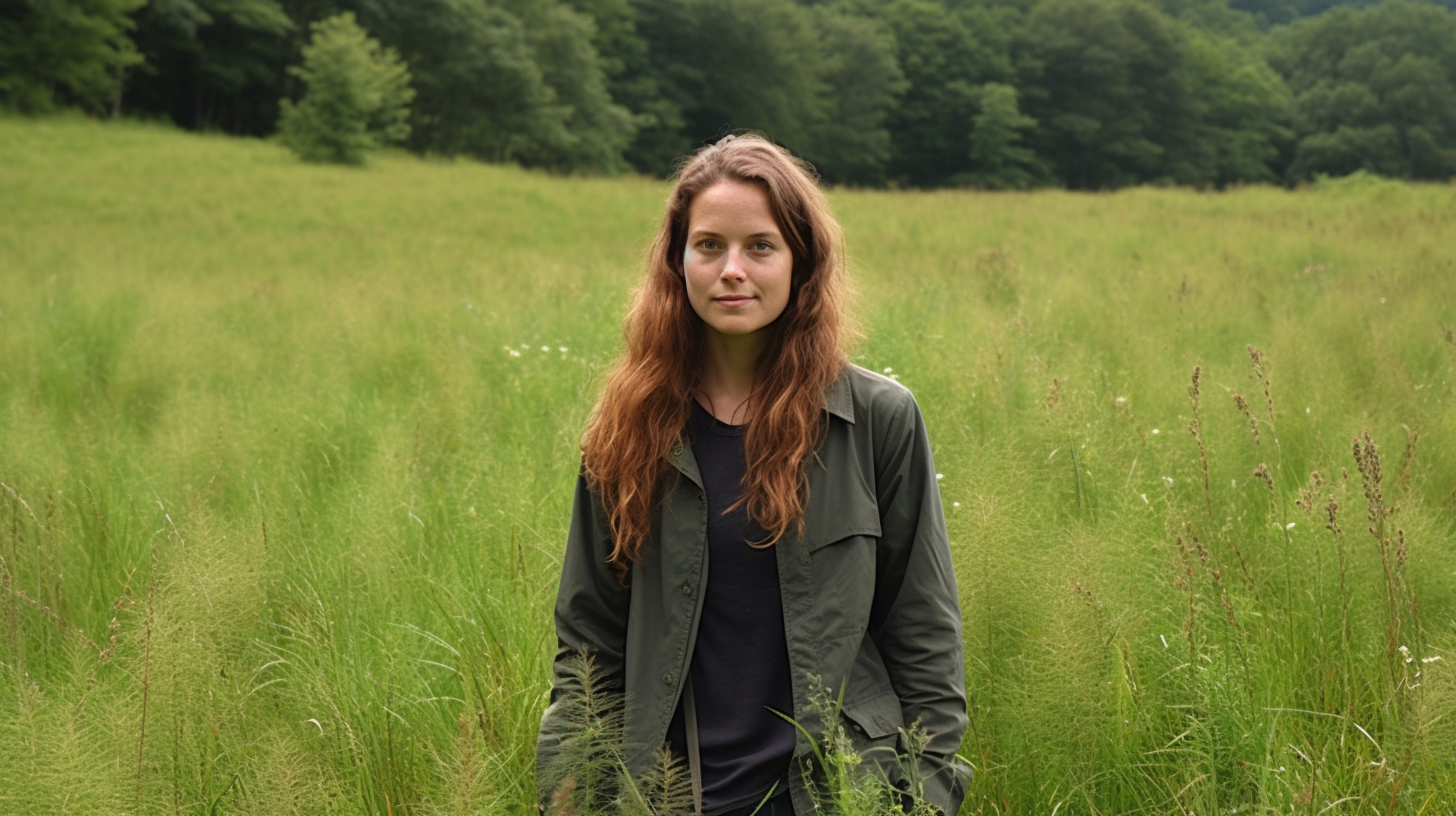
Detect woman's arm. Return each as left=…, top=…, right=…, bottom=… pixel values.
left=536, top=470, right=631, bottom=800
left=870, top=389, right=973, bottom=815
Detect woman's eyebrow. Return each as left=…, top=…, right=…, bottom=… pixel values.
left=688, top=227, right=781, bottom=239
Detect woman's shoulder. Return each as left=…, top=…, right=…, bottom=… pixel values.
left=833, top=363, right=919, bottom=422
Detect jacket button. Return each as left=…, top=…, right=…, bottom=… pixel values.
left=663, top=673, right=673, bottom=685
left=681, top=583, right=693, bottom=596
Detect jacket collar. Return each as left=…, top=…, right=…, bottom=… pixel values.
left=823, top=365, right=855, bottom=424
left=669, top=364, right=857, bottom=481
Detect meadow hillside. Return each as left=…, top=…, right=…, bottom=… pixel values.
left=2, top=115, right=1455, bottom=815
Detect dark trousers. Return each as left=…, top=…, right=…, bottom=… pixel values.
left=716, top=789, right=795, bottom=816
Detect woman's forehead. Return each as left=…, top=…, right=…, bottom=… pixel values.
left=686, top=180, right=783, bottom=235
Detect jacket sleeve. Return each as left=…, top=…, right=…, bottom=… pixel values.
left=536, top=469, right=631, bottom=801
left=870, top=389, right=973, bottom=815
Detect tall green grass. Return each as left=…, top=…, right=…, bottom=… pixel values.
left=2, top=115, right=1454, bottom=815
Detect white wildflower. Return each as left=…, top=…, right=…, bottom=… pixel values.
left=1422, top=655, right=1442, bottom=664
left=508, top=349, right=521, bottom=357
left=1151, top=428, right=1160, bottom=435
left=883, top=367, right=893, bottom=374
left=1140, top=493, right=1149, bottom=504
left=935, top=473, right=944, bottom=480
left=1286, top=522, right=1296, bottom=530
left=1162, top=476, right=1174, bottom=487
left=541, top=346, right=551, bottom=352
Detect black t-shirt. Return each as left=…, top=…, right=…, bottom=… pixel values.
left=667, top=401, right=795, bottom=814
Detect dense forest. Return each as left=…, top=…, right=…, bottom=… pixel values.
left=4, top=0, right=1456, bottom=187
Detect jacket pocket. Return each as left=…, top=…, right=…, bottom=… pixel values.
left=800, top=464, right=881, bottom=553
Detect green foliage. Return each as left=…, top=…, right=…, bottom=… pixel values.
left=125, top=0, right=293, bottom=131
left=805, top=9, right=906, bottom=186
left=357, top=0, right=635, bottom=170
left=503, top=0, right=636, bottom=172
left=782, top=677, right=942, bottom=816
left=963, top=82, right=1044, bottom=189
left=373, top=0, right=557, bottom=161
left=1273, top=0, right=1456, bottom=181
left=1019, top=0, right=1194, bottom=188
left=12, top=0, right=1456, bottom=186
left=539, top=652, right=696, bottom=816
left=880, top=0, right=1015, bottom=187
left=1176, top=28, right=1292, bottom=184
left=678, top=0, right=828, bottom=156
left=0, top=0, right=145, bottom=114
left=276, top=11, right=412, bottom=164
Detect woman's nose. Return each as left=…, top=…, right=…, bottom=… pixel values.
left=723, top=248, right=747, bottom=280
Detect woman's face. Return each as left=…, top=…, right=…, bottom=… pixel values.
left=682, top=179, right=794, bottom=352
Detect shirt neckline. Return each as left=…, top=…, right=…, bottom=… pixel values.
left=690, top=398, right=748, bottom=438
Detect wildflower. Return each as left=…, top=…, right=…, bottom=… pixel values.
left=1162, top=476, right=1174, bottom=487
left=1151, top=428, right=1160, bottom=435
left=935, top=473, right=944, bottom=480
left=509, top=349, right=521, bottom=357
left=952, top=502, right=960, bottom=509
left=1423, top=656, right=1442, bottom=664
left=559, top=346, right=569, bottom=353
left=1140, top=493, right=1149, bottom=504
left=1115, top=396, right=1127, bottom=406
left=541, top=346, right=551, bottom=352
left=883, top=367, right=893, bottom=374
left=1286, top=522, right=1296, bottom=530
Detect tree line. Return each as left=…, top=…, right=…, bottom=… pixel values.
left=4, top=0, right=1456, bottom=187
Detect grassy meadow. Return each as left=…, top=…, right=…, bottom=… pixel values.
left=2, top=114, right=1456, bottom=815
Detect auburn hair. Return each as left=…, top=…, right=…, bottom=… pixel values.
left=581, top=134, right=853, bottom=572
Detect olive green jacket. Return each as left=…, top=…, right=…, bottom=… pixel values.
left=538, top=364, right=972, bottom=815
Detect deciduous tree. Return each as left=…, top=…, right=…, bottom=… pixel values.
left=0, top=0, right=144, bottom=114
left=276, top=11, right=412, bottom=164
left=1273, top=0, right=1456, bottom=180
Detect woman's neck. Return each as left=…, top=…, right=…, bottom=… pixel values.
left=697, top=333, right=764, bottom=424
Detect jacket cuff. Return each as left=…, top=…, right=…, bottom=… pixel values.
left=919, top=755, right=973, bottom=815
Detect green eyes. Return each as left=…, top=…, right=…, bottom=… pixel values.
left=693, top=240, right=774, bottom=252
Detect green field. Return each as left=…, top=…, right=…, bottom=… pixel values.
left=3, top=115, right=1456, bottom=815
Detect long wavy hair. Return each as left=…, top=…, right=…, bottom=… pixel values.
left=581, top=134, right=853, bottom=573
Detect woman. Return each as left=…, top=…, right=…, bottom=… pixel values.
left=537, top=135, right=971, bottom=816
